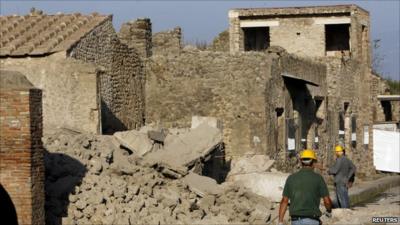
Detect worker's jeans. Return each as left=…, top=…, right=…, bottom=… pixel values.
left=291, top=218, right=320, bottom=225
left=335, top=183, right=350, bottom=208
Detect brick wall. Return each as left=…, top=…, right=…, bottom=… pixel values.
left=0, top=71, right=45, bottom=225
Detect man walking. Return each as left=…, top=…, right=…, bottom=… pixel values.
left=279, top=149, right=332, bottom=225
left=328, top=145, right=356, bottom=208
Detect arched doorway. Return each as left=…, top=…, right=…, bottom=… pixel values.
left=0, top=183, right=18, bottom=225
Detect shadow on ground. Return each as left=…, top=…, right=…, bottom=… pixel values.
left=44, top=149, right=87, bottom=225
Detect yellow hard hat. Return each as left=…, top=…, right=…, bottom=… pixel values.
left=335, top=145, right=344, bottom=152
left=300, top=149, right=317, bottom=160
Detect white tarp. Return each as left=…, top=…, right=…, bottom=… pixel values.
left=373, top=129, right=400, bottom=173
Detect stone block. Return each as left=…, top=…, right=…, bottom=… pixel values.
left=227, top=154, right=275, bottom=177
left=113, top=130, right=153, bottom=156
left=228, top=172, right=289, bottom=202
left=182, top=172, right=223, bottom=197
left=191, top=116, right=223, bottom=131
left=143, top=123, right=222, bottom=170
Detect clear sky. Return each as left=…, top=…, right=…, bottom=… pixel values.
left=1, top=0, right=399, bottom=80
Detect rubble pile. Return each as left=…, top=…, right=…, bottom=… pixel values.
left=43, top=126, right=274, bottom=225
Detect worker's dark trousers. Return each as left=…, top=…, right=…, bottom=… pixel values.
left=335, top=183, right=350, bottom=208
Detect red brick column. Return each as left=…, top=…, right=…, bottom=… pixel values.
left=0, top=75, right=45, bottom=225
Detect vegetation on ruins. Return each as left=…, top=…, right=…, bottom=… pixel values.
left=372, top=39, right=400, bottom=94
left=385, top=78, right=400, bottom=95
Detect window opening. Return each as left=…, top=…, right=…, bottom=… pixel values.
left=381, top=101, right=392, bottom=121
left=325, top=24, right=350, bottom=51
left=243, top=27, right=270, bottom=51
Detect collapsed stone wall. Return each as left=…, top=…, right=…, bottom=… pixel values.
left=146, top=50, right=272, bottom=157
left=0, top=71, right=45, bottom=225
left=152, top=27, right=182, bottom=56
left=43, top=130, right=274, bottom=225
left=70, top=18, right=145, bottom=133
left=0, top=54, right=101, bottom=134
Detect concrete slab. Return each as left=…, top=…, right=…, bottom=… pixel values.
left=227, top=172, right=289, bottom=202
left=182, top=172, right=223, bottom=197
left=147, top=130, right=167, bottom=143
left=113, top=130, right=153, bottom=157
left=191, top=116, right=222, bottom=130
left=227, top=154, right=274, bottom=177
left=143, top=123, right=222, bottom=171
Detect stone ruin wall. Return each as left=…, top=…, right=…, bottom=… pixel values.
left=370, top=74, right=400, bottom=123
left=119, top=18, right=152, bottom=58
left=0, top=72, right=45, bottom=225
left=264, top=53, right=328, bottom=172
left=230, top=14, right=325, bottom=56
left=229, top=6, right=370, bottom=61
left=146, top=50, right=272, bottom=157
left=152, top=27, right=182, bottom=56
left=70, top=18, right=145, bottom=133
left=209, top=30, right=229, bottom=52
left=319, top=57, right=375, bottom=177
left=227, top=5, right=374, bottom=175
left=0, top=54, right=101, bottom=135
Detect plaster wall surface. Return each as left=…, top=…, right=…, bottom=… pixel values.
left=229, top=5, right=371, bottom=62
left=0, top=54, right=100, bottom=134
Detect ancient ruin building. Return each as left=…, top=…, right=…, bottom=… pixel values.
left=370, top=73, right=400, bottom=123
left=146, top=4, right=386, bottom=175
left=226, top=5, right=376, bottom=174
left=0, top=70, right=45, bottom=225
left=229, top=4, right=370, bottom=59
left=146, top=49, right=325, bottom=162
left=0, top=9, right=145, bottom=134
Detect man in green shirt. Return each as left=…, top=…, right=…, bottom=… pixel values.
left=278, top=149, right=332, bottom=225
